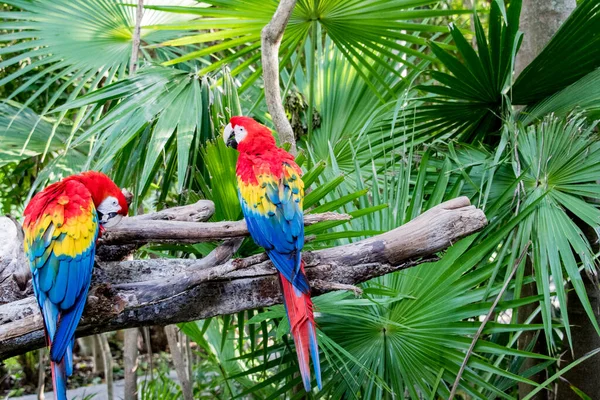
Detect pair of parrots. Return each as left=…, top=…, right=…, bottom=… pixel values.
left=23, top=117, right=320, bottom=399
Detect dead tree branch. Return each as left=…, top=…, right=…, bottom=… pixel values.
left=261, top=0, right=297, bottom=153
left=100, top=211, right=349, bottom=245
left=0, top=197, right=486, bottom=359
left=97, top=200, right=216, bottom=261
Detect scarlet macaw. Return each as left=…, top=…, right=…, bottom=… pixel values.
left=225, top=116, right=321, bottom=391
left=23, top=171, right=128, bottom=400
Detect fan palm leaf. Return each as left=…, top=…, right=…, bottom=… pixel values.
left=510, top=115, right=600, bottom=351
left=145, top=0, right=469, bottom=94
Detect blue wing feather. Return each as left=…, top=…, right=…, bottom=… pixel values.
left=239, top=163, right=308, bottom=293
left=50, top=256, right=94, bottom=362
left=26, top=198, right=99, bottom=363
left=48, top=259, right=68, bottom=304
left=49, top=240, right=96, bottom=362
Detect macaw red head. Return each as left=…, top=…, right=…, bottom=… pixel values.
left=70, top=171, right=129, bottom=227
left=223, top=116, right=276, bottom=153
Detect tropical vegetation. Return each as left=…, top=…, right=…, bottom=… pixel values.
left=1, top=0, right=600, bottom=398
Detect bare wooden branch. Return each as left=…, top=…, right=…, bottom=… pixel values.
left=100, top=212, right=349, bottom=245
left=97, top=200, right=216, bottom=261
left=132, top=200, right=214, bottom=222
left=0, top=197, right=486, bottom=359
left=261, top=0, right=297, bottom=153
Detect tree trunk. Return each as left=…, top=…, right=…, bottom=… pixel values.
left=555, top=279, right=600, bottom=399
left=514, top=0, right=577, bottom=78
left=92, top=335, right=105, bottom=373
left=123, top=328, right=139, bottom=400
left=515, top=1, right=576, bottom=399
left=165, top=325, right=193, bottom=400
left=36, top=348, right=45, bottom=400
left=98, top=333, right=114, bottom=400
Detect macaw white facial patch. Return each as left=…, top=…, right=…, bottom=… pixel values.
left=234, top=125, right=247, bottom=144
left=97, top=195, right=122, bottom=226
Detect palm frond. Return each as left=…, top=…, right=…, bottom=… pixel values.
left=520, top=68, right=600, bottom=125
left=511, top=115, right=600, bottom=351
left=512, top=0, right=600, bottom=105
left=409, top=0, right=521, bottom=143
left=145, top=0, right=469, bottom=94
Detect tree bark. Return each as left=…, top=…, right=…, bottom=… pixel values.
left=123, top=328, right=139, bottom=400
left=165, top=325, right=193, bottom=400
left=514, top=0, right=577, bottom=78
left=261, top=0, right=297, bottom=153
left=0, top=197, right=486, bottom=359
left=515, top=1, right=577, bottom=399
left=98, top=333, right=114, bottom=400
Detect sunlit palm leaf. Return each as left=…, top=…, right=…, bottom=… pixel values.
left=511, top=115, right=600, bottom=351
left=145, top=0, right=468, bottom=94
left=54, top=66, right=213, bottom=202
left=0, top=0, right=197, bottom=105
left=0, top=0, right=201, bottom=162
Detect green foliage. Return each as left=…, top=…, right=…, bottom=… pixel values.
left=511, top=115, right=600, bottom=350
left=196, top=140, right=241, bottom=221
left=520, top=67, right=600, bottom=125
left=0, top=102, right=74, bottom=167
left=2, top=0, right=600, bottom=398
left=140, top=372, right=183, bottom=400
left=413, top=0, right=522, bottom=143
left=146, top=0, right=467, bottom=94
left=512, top=0, right=600, bottom=104
left=54, top=66, right=212, bottom=200
left=0, top=0, right=192, bottom=107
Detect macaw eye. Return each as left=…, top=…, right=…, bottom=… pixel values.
left=234, top=125, right=248, bottom=143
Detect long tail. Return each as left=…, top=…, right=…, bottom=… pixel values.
left=50, top=358, right=68, bottom=400
left=279, top=261, right=322, bottom=391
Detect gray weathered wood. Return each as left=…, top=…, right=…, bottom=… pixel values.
left=96, top=200, right=216, bottom=261
left=131, top=200, right=214, bottom=222
left=100, top=212, right=349, bottom=245
left=0, top=216, right=31, bottom=304
left=0, top=197, right=486, bottom=359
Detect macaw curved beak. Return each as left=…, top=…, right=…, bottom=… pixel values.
left=99, top=213, right=123, bottom=228
left=224, top=123, right=237, bottom=149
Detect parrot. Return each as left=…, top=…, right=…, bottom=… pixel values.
left=224, top=116, right=321, bottom=391
left=23, top=171, right=129, bottom=400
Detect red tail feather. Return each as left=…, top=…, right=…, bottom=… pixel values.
left=279, top=261, right=322, bottom=391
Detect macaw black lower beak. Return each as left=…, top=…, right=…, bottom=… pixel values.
left=98, top=211, right=123, bottom=228
left=226, top=133, right=237, bottom=149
